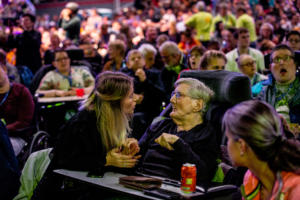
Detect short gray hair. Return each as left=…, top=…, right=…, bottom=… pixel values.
left=175, top=78, right=214, bottom=113
left=159, top=41, right=181, bottom=56
left=138, top=44, right=157, bottom=56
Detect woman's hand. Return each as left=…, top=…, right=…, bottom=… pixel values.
left=105, top=148, right=140, bottom=168
left=155, top=133, right=179, bottom=151
left=121, top=138, right=140, bottom=156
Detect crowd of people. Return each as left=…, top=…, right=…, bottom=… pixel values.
left=1, top=0, right=300, bottom=199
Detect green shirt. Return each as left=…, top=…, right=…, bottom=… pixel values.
left=236, top=14, right=257, bottom=42
left=185, top=11, right=213, bottom=41
left=210, top=14, right=236, bottom=33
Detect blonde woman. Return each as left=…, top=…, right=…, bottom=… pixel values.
left=32, top=71, right=139, bottom=199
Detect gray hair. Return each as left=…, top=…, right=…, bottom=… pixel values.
left=159, top=41, right=181, bottom=56
left=175, top=78, right=214, bottom=113
left=196, top=1, right=206, bottom=11
left=138, top=44, right=157, bottom=57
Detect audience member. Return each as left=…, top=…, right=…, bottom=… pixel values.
left=237, top=54, right=267, bottom=86
left=226, top=28, right=265, bottom=73
left=7, top=13, right=42, bottom=74
left=223, top=100, right=300, bottom=200
left=286, top=30, right=300, bottom=51
left=0, top=64, right=34, bottom=155
left=253, top=44, right=300, bottom=127
left=199, top=50, right=226, bottom=70
left=211, top=2, right=236, bottom=34
left=188, top=46, right=207, bottom=70
left=221, top=28, right=237, bottom=54
left=138, top=43, right=157, bottom=70
left=102, top=39, right=127, bottom=72
left=138, top=78, right=218, bottom=184
left=32, top=71, right=140, bottom=199
left=236, top=5, right=257, bottom=45
left=58, top=2, right=81, bottom=44
left=36, top=49, right=94, bottom=97
left=185, top=1, right=213, bottom=46
left=159, top=41, right=188, bottom=101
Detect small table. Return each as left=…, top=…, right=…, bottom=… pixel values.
left=38, top=95, right=88, bottom=103
left=54, top=169, right=205, bottom=200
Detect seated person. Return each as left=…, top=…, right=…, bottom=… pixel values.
left=138, top=78, right=219, bottom=185
left=253, top=44, right=300, bottom=134
left=188, top=46, right=206, bottom=70
left=32, top=72, right=140, bottom=199
left=199, top=50, right=226, bottom=70
left=237, top=54, right=267, bottom=86
left=223, top=100, right=300, bottom=200
left=36, top=49, right=95, bottom=97
left=0, top=65, right=34, bottom=154
left=121, top=50, right=165, bottom=129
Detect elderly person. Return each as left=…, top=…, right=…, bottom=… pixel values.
left=138, top=43, right=157, bottom=70
left=36, top=49, right=95, bottom=97
left=199, top=50, right=227, bottom=70
left=223, top=100, right=300, bottom=200
left=159, top=41, right=188, bottom=101
left=237, top=54, right=267, bottom=86
left=138, top=78, right=218, bottom=184
left=32, top=71, right=140, bottom=199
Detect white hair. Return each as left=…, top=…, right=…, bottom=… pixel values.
left=138, top=44, right=157, bottom=56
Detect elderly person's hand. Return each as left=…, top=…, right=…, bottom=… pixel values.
left=121, top=138, right=140, bottom=156
left=105, top=148, right=140, bottom=168
left=155, top=133, right=179, bottom=151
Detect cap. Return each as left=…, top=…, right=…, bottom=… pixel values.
left=65, top=2, right=79, bottom=12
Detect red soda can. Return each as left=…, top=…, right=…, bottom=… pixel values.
left=181, top=163, right=197, bottom=193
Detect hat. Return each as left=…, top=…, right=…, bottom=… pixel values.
left=65, top=2, right=79, bottom=12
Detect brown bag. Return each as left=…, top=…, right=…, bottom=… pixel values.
left=119, top=176, right=162, bottom=191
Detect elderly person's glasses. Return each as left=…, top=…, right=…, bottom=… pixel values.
left=272, top=55, right=294, bottom=64
left=171, top=91, right=188, bottom=99
left=55, top=57, right=70, bottom=62
left=240, top=60, right=256, bottom=68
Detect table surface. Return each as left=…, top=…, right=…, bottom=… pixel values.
left=54, top=169, right=205, bottom=200
left=38, top=95, right=88, bottom=103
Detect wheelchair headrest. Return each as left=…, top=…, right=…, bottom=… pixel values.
left=179, top=70, right=251, bottom=105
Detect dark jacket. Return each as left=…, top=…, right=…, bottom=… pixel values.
left=7, top=30, right=42, bottom=74
left=138, top=118, right=218, bottom=185
left=32, top=109, right=107, bottom=200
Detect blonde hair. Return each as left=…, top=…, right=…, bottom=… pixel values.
left=80, top=71, right=133, bottom=151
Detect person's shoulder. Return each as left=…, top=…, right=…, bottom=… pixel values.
left=149, top=118, right=173, bottom=132
left=226, top=48, right=237, bottom=57
left=249, top=48, right=263, bottom=56
left=11, top=82, right=29, bottom=93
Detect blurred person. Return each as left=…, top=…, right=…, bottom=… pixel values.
left=138, top=43, right=157, bottom=70
left=286, top=30, right=300, bottom=51
left=223, top=100, right=300, bottom=200
left=178, top=28, right=201, bottom=55
left=86, top=9, right=102, bottom=31
left=188, top=46, right=207, bottom=70
left=0, top=64, right=34, bottom=155
left=199, top=50, right=226, bottom=70
left=7, top=13, right=42, bottom=74
left=43, top=33, right=61, bottom=65
left=0, top=48, right=20, bottom=83
left=159, top=41, right=188, bottom=101
left=138, top=26, right=158, bottom=47
left=58, top=2, right=81, bottom=44
left=121, top=50, right=165, bottom=137
left=102, top=39, right=127, bottom=72
left=156, top=34, right=169, bottom=49
left=237, top=54, right=267, bottom=86
left=185, top=1, right=213, bottom=46
left=225, top=28, right=265, bottom=73
left=253, top=44, right=300, bottom=128
left=138, top=78, right=218, bottom=184
left=36, top=49, right=94, bottom=97
left=32, top=71, right=140, bottom=199
left=221, top=28, right=237, bottom=54
left=210, top=2, right=236, bottom=34
left=236, top=5, right=257, bottom=45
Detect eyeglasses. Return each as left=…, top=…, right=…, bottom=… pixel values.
left=272, top=55, right=294, bottom=64
left=55, top=57, right=70, bottom=62
left=288, top=39, right=300, bottom=43
left=240, top=60, right=256, bottom=68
